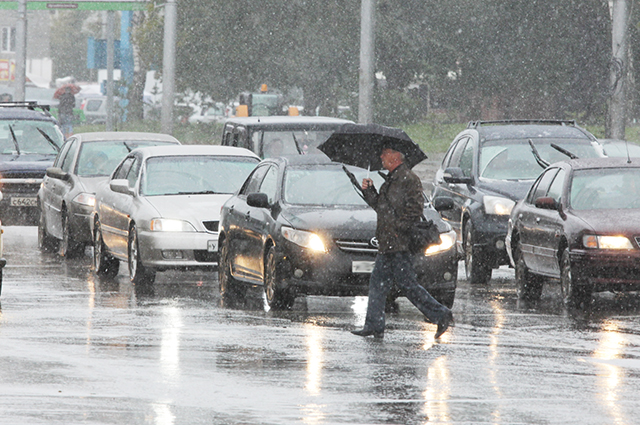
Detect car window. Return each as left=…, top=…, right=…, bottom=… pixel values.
left=126, top=157, right=141, bottom=188
left=531, top=168, right=559, bottom=202
left=54, top=138, right=74, bottom=168
left=459, top=139, right=474, bottom=177
left=546, top=169, right=566, bottom=202
left=570, top=168, right=640, bottom=210
left=0, top=120, right=62, bottom=155
left=258, top=166, right=278, bottom=203
left=240, top=164, right=271, bottom=195
left=76, top=140, right=177, bottom=177
left=60, top=139, right=78, bottom=173
left=113, top=157, right=134, bottom=180
left=441, top=139, right=458, bottom=168
left=447, top=137, right=470, bottom=169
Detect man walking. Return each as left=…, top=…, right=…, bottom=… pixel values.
left=58, top=87, right=76, bottom=138
left=351, top=144, right=454, bottom=339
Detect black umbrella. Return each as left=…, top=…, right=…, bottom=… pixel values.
left=317, top=123, right=428, bottom=171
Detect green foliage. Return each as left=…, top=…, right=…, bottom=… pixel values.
left=373, top=89, right=422, bottom=127
left=50, top=11, right=98, bottom=81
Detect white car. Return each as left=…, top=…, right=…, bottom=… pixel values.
left=0, top=190, right=5, bottom=295
left=187, top=103, right=227, bottom=124
left=92, top=145, right=260, bottom=285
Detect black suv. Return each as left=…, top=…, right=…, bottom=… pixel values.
left=0, top=102, right=64, bottom=223
left=431, top=120, right=604, bottom=284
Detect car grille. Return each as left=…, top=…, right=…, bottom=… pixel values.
left=0, top=170, right=44, bottom=195
left=202, top=221, right=219, bottom=232
left=194, top=250, right=218, bottom=263
left=334, top=239, right=378, bottom=255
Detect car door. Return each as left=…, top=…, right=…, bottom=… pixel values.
left=225, top=164, right=271, bottom=282
left=515, top=168, right=560, bottom=274
left=99, top=156, right=137, bottom=256
left=44, top=138, right=78, bottom=239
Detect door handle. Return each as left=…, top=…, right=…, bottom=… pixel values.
left=536, top=217, right=541, bottom=223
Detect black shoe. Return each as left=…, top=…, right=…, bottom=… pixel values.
left=351, top=328, right=384, bottom=339
left=435, top=310, right=454, bottom=339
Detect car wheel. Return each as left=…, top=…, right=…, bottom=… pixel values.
left=38, top=211, right=58, bottom=252
left=464, top=222, right=492, bottom=285
left=264, top=246, right=295, bottom=310
left=515, top=243, right=543, bottom=302
left=128, top=224, right=156, bottom=285
left=93, top=220, right=119, bottom=278
left=0, top=268, right=3, bottom=296
left=218, top=238, right=246, bottom=307
left=59, top=211, right=83, bottom=258
left=560, top=248, right=592, bottom=308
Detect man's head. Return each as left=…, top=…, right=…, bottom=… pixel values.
left=380, top=146, right=405, bottom=172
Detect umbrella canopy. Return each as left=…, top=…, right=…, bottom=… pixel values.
left=53, top=84, right=81, bottom=99
left=317, top=123, right=428, bottom=171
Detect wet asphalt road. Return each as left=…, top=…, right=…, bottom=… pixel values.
left=2, top=225, right=640, bottom=425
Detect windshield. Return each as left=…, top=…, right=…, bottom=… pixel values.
left=480, top=139, right=601, bottom=181
left=284, top=165, right=385, bottom=206
left=253, top=129, right=338, bottom=157
left=570, top=167, right=640, bottom=210
left=76, top=141, right=178, bottom=177
left=0, top=120, right=63, bottom=155
left=141, top=155, right=259, bottom=196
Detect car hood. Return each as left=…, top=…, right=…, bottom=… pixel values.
left=572, top=208, right=640, bottom=235
left=281, top=205, right=377, bottom=239
left=75, top=176, right=109, bottom=193
left=145, top=194, right=233, bottom=225
left=0, top=154, right=56, bottom=173
left=477, top=178, right=535, bottom=201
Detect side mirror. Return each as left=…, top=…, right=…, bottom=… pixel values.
left=433, top=196, right=454, bottom=212
left=534, top=197, right=558, bottom=210
left=110, top=179, right=133, bottom=195
left=442, top=167, right=473, bottom=184
left=247, top=192, right=270, bottom=208
left=46, top=167, right=70, bottom=181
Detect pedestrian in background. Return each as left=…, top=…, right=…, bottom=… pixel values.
left=58, top=87, right=75, bottom=138
left=351, top=144, right=454, bottom=339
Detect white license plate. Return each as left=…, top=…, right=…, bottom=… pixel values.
left=10, top=197, right=37, bottom=207
left=352, top=261, right=375, bottom=274
left=207, top=240, right=218, bottom=252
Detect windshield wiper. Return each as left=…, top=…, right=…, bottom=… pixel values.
left=36, top=127, right=61, bottom=152
left=551, top=143, right=579, bottom=159
left=176, top=190, right=223, bottom=195
left=8, top=125, right=20, bottom=155
left=291, top=132, right=303, bottom=154
left=528, top=139, right=550, bottom=168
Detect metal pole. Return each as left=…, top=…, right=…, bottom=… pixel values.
left=161, top=0, right=177, bottom=135
left=106, top=11, right=115, bottom=131
left=14, top=0, right=27, bottom=102
left=608, top=0, right=628, bottom=139
left=358, top=0, right=375, bottom=124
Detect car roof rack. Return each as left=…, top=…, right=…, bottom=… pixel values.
left=0, top=100, right=51, bottom=112
left=467, top=119, right=577, bottom=129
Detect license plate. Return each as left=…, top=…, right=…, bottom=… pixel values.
left=10, top=197, right=37, bottom=207
left=352, top=261, right=375, bottom=274
left=207, top=240, right=218, bottom=252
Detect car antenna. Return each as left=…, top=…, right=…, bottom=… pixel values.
left=551, top=143, right=579, bottom=159
left=528, top=139, right=549, bottom=168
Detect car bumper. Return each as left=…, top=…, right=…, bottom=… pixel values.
left=570, top=249, right=640, bottom=290
left=470, top=214, right=511, bottom=267
left=138, top=230, right=220, bottom=270
left=276, top=243, right=458, bottom=297
left=68, top=205, right=94, bottom=244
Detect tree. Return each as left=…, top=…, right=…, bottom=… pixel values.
left=50, top=11, right=98, bottom=81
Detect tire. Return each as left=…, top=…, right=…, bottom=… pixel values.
left=93, top=220, right=119, bottom=278
left=128, top=224, right=156, bottom=285
left=264, top=246, right=295, bottom=310
left=464, top=222, right=492, bottom=285
left=218, top=238, right=246, bottom=306
left=38, top=211, right=58, bottom=252
left=560, top=248, right=592, bottom=309
left=0, top=268, right=3, bottom=296
left=59, top=211, right=83, bottom=258
left=515, top=243, right=544, bottom=302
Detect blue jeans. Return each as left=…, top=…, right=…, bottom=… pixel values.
left=363, top=252, right=449, bottom=332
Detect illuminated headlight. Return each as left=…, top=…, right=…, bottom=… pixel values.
left=150, top=218, right=196, bottom=232
left=72, top=192, right=96, bottom=208
left=425, top=229, right=456, bottom=256
left=281, top=226, right=326, bottom=252
left=583, top=235, right=633, bottom=250
left=484, top=196, right=515, bottom=215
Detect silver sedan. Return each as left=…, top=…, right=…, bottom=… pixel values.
left=92, top=145, right=260, bottom=285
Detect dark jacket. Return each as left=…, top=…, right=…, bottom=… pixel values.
left=363, top=162, right=423, bottom=253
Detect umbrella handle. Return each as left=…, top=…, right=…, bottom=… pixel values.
left=342, top=165, right=364, bottom=197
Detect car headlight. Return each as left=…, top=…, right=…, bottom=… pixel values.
left=484, top=195, right=515, bottom=215
left=424, top=229, right=456, bottom=256
left=72, top=192, right=96, bottom=208
left=150, top=218, right=196, bottom=232
left=281, top=226, right=326, bottom=252
left=583, top=235, right=633, bottom=250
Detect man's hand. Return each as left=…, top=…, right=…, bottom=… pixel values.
left=362, top=178, right=374, bottom=190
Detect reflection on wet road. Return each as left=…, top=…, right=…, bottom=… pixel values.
left=1, top=226, right=640, bottom=424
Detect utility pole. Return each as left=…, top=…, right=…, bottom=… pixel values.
left=14, top=0, right=27, bottom=102
left=608, top=0, right=629, bottom=139
left=161, top=0, right=177, bottom=135
left=106, top=11, right=115, bottom=131
left=358, top=0, right=375, bottom=124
